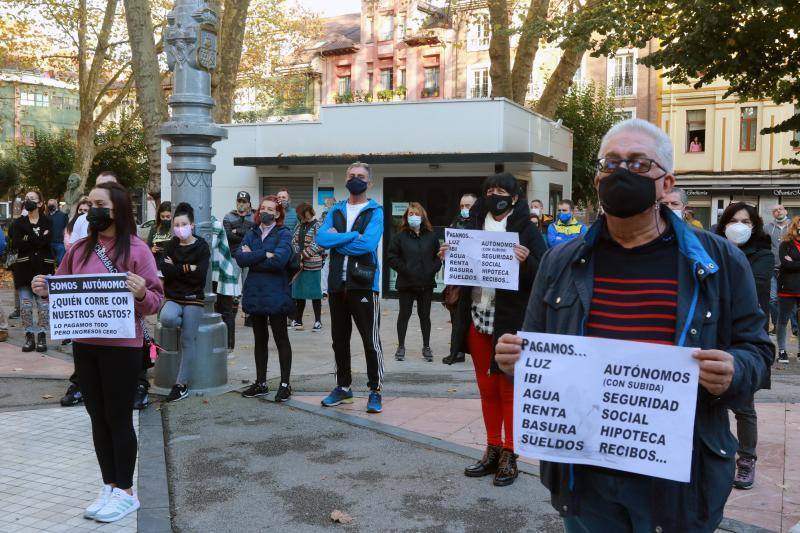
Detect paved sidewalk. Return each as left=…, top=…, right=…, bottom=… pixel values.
left=0, top=407, right=138, bottom=533
left=295, top=395, right=800, bottom=532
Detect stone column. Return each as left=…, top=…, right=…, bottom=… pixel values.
left=153, top=0, right=229, bottom=395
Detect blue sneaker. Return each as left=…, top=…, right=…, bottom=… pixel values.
left=321, top=387, right=353, bottom=407
left=366, top=390, right=382, bottom=413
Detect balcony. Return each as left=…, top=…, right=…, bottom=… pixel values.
left=404, top=29, right=443, bottom=47
left=611, top=76, right=634, bottom=97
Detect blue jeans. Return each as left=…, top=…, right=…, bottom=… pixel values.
left=51, top=242, right=66, bottom=264
left=770, top=272, right=797, bottom=330
left=159, top=301, right=203, bottom=385
left=777, top=296, right=800, bottom=352
left=19, top=286, right=48, bottom=334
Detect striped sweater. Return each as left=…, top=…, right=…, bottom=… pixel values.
left=293, top=220, right=324, bottom=271
left=586, top=225, right=678, bottom=345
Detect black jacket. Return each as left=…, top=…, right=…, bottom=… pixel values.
left=778, top=239, right=800, bottom=294
left=11, top=214, right=54, bottom=288
left=524, top=209, right=773, bottom=531
left=387, top=228, right=441, bottom=290
left=741, top=235, right=773, bottom=328
left=449, top=197, right=547, bottom=371
left=159, top=237, right=211, bottom=305
left=223, top=210, right=255, bottom=252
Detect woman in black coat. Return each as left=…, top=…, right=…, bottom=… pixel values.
left=715, top=202, right=773, bottom=490
left=439, top=173, right=546, bottom=487
left=12, top=189, right=54, bottom=353
left=387, top=202, right=441, bottom=362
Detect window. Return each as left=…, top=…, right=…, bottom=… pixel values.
left=368, top=71, right=374, bottom=95
left=614, top=108, right=635, bottom=121
left=378, top=14, right=394, bottom=41
left=610, top=51, right=635, bottom=97
left=380, top=68, right=393, bottom=90
left=686, top=110, right=706, bottom=152
left=793, top=104, right=800, bottom=146
left=35, top=93, right=49, bottom=107
left=20, top=92, right=35, bottom=106
left=337, top=76, right=351, bottom=95
left=397, top=17, right=407, bottom=39
left=467, top=16, right=490, bottom=51
left=397, top=68, right=406, bottom=88
left=740, top=106, right=757, bottom=151
left=365, top=18, right=374, bottom=42
left=469, top=67, right=489, bottom=98
left=51, top=95, right=64, bottom=109
left=422, top=66, right=440, bottom=98
left=527, top=72, right=545, bottom=101
left=20, top=125, right=34, bottom=144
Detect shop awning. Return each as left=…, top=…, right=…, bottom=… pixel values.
left=234, top=152, right=568, bottom=171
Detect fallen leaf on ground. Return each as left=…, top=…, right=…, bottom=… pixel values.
left=41, top=395, right=53, bottom=399
left=330, top=510, right=353, bottom=524
left=447, top=388, right=457, bottom=393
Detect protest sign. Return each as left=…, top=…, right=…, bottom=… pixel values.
left=48, top=273, right=135, bottom=340
left=513, top=332, right=699, bottom=482
left=444, top=228, right=519, bottom=290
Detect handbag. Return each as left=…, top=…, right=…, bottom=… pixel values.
left=4, top=251, right=17, bottom=269
left=349, top=259, right=376, bottom=286
left=442, top=285, right=461, bottom=310
left=93, top=244, right=162, bottom=363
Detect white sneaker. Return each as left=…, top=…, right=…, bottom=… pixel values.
left=84, top=484, right=113, bottom=519
left=93, top=487, right=140, bottom=522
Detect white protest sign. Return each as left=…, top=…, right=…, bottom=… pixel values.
left=513, top=332, right=699, bottom=482
left=444, top=228, right=519, bottom=290
left=48, top=273, right=135, bottom=340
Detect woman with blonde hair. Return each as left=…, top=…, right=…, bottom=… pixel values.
left=387, top=202, right=441, bottom=362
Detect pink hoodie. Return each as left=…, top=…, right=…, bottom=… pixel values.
left=55, top=234, right=164, bottom=348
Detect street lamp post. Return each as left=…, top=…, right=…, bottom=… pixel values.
left=153, top=0, right=229, bottom=395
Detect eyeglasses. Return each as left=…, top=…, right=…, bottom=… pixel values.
left=596, top=158, right=667, bottom=174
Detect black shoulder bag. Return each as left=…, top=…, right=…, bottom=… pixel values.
left=347, top=209, right=376, bottom=287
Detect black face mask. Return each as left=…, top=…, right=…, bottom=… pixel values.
left=487, top=194, right=512, bottom=217
left=260, top=212, right=275, bottom=225
left=598, top=168, right=661, bottom=219
left=23, top=200, right=37, bottom=212
left=160, top=219, right=171, bottom=229
left=87, top=207, right=113, bottom=231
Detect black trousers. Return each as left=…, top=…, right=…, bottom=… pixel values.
left=73, top=342, right=141, bottom=490
left=295, top=299, right=321, bottom=324
left=397, top=288, right=433, bottom=347
left=251, top=314, right=292, bottom=384
left=70, top=348, right=149, bottom=389
left=329, top=290, right=384, bottom=391
left=215, top=294, right=237, bottom=350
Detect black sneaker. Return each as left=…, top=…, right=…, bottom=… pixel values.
left=165, top=384, right=188, bottom=402
left=60, top=384, right=83, bottom=407
left=779, top=350, right=790, bottom=364
left=275, top=384, right=292, bottom=402
left=241, top=382, right=269, bottom=398
left=22, top=332, right=35, bottom=352
left=36, top=332, right=47, bottom=353
left=133, top=384, right=149, bottom=410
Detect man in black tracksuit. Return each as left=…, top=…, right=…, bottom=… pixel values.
left=316, top=162, right=385, bottom=413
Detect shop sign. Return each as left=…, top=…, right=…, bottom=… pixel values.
left=773, top=189, right=800, bottom=197
left=684, top=189, right=709, bottom=197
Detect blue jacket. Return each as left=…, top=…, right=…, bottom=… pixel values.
left=547, top=217, right=586, bottom=247
left=284, top=206, right=298, bottom=233
left=49, top=210, right=68, bottom=244
left=234, top=225, right=294, bottom=316
left=316, top=199, right=383, bottom=293
left=0, top=227, right=5, bottom=256
left=524, top=207, right=773, bottom=531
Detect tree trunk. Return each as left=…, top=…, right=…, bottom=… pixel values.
left=212, top=0, right=252, bottom=124
left=487, top=0, right=511, bottom=98
left=123, top=0, right=168, bottom=202
left=535, top=38, right=586, bottom=118
left=75, top=120, right=96, bottom=196
left=510, top=0, right=549, bottom=104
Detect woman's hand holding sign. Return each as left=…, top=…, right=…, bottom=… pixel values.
left=31, top=274, right=49, bottom=298
left=513, top=244, right=529, bottom=263
left=693, top=350, right=735, bottom=396
left=127, top=273, right=147, bottom=301
left=495, top=333, right=523, bottom=375
left=437, top=243, right=449, bottom=261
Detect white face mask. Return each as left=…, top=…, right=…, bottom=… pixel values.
left=670, top=209, right=684, bottom=220
left=530, top=208, right=541, bottom=216
left=725, top=222, right=752, bottom=245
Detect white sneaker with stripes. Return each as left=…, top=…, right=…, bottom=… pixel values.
left=93, top=487, right=140, bottom=522
left=83, top=484, right=113, bottom=519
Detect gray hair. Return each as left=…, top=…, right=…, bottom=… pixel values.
left=598, top=118, right=674, bottom=174
left=670, top=186, right=688, bottom=206
left=347, top=161, right=372, bottom=180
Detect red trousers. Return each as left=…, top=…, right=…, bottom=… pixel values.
left=468, top=322, right=514, bottom=450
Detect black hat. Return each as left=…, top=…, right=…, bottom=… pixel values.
left=237, top=191, right=251, bottom=203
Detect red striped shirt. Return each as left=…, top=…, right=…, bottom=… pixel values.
left=587, top=226, right=679, bottom=345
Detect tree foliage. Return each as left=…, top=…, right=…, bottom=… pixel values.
left=19, top=130, right=76, bottom=200
left=554, top=81, right=618, bottom=208
left=90, top=121, right=149, bottom=191
left=611, top=0, right=799, bottom=164
left=0, top=155, right=21, bottom=198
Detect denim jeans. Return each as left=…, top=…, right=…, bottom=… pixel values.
left=19, top=286, right=48, bottom=334
left=777, top=296, right=800, bottom=352
left=159, top=301, right=203, bottom=385
left=770, top=272, right=798, bottom=330
left=733, top=398, right=758, bottom=460
left=51, top=242, right=66, bottom=264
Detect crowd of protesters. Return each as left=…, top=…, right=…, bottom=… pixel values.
left=6, top=118, right=782, bottom=529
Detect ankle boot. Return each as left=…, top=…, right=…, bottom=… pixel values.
left=464, top=444, right=502, bottom=477
left=493, top=449, right=519, bottom=486
left=22, top=332, right=35, bottom=352
left=36, top=332, right=47, bottom=352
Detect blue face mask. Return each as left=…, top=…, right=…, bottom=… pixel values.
left=346, top=178, right=368, bottom=196
left=558, top=212, right=572, bottom=223
left=408, top=215, right=422, bottom=229
left=460, top=208, right=470, bottom=219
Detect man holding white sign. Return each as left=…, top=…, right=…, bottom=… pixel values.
left=495, top=119, right=773, bottom=531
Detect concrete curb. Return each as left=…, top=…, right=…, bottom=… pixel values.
left=137, top=405, right=172, bottom=533
left=717, top=517, right=774, bottom=533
